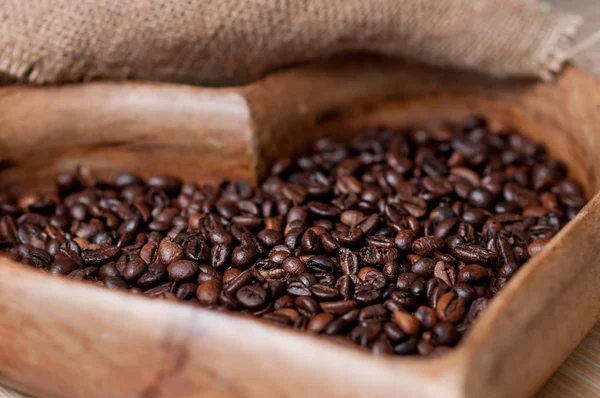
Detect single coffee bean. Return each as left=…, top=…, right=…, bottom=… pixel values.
left=320, top=300, right=357, bottom=316
left=307, top=313, right=334, bottom=333
left=434, top=261, right=457, bottom=286
left=81, top=246, right=121, bottom=266
left=452, top=243, right=498, bottom=265
left=393, top=311, right=420, bottom=337
left=236, top=285, right=268, bottom=309
left=414, top=306, right=438, bottom=330
left=411, top=258, right=436, bottom=279
left=457, top=264, right=490, bottom=284
left=282, top=256, right=306, bottom=276
left=310, top=284, right=339, bottom=301
left=197, top=280, right=221, bottom=306
left=430, top=322, right=458, bottom=346
left=436, top=292, right=466, bottom=323
left=167, top=260, right=199, bottom=280
left=528, top=237, right=550, bottom=257
left=295, top=296, right=320, bottom=316
left=157, top=238, right=183, bottom=265
left=104, top=276, right=129, bottom=289
left=122, top=258, right=147, bottom=282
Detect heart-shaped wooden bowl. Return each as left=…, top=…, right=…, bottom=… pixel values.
left=0, top=55, right=599, bottom=398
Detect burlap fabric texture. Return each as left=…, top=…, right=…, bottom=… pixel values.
left=0, top=0, right=581, bottom=86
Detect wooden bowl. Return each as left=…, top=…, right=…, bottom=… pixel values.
left=0, top=55, right=599, bottom=398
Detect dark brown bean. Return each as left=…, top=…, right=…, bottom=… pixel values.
left=236, top=285, right=268, bottom=309
left=167, top=260, right=199, bottom=280
left=436, top=292, right=466, bottom=323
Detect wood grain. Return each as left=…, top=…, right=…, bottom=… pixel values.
left=0, top=57, right=599, bottom=397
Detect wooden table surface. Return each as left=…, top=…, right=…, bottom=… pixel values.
left=0, top=1, right=599, bottom=397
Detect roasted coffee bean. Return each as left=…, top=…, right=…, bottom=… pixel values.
left=336, top=274, right=357, bottom=299
left=307, top=202, right=340, bottom=217
left=436, top=292, right=466, bottom=323
left=136, top=263, right=167, bottom=288
left=231, top=244, right=257, bottom=267
left=157, top=238, right=183, bottom=265
left=414, top=306, right=438, bottom=330
left=452, top=244, right=497, bottom=265
left=122, top=258, right=147, bottom=282
left=1, top=116, right=583, bottom=358
left=412, top=236, right=444, bottom=256
left=295, top=296, right=320, bottom=316
left=282, top=257, right=306, bottom=276
left=307, top=313, right=334, bottom=333
left=99, top=262, right=120, bottom=280
left=147, top=175, right=182, bottom=196
left=104, top=276, right=129, bottom=289
left=452, top=283, right=477, bottom=305
left=320, top=300, right=357, bottom=316
left=458, top=264, right=490, bottom=284
left=167, top=260, right=199, bottom=280
left=354, top=288, right=381, bottom=304
left=310, top=284, right=339, bottom=301
left=393, top=311, right=420, bottom=337
left=81, top=246, right=121, bottom=266
left=236, top=285, right=268, bottom=309
left=50, top=257, right=80, bottom=275
left=197, top=280, right=221, bottom=306
left=528, top=237, right=550, bottom=257
left=468, top=297, right=489, bottom=322
left=395, top=338, right=419, bottom=355
left=430, top=322, right=458, bottom=346
left=411, top=258, right=436, bottom=279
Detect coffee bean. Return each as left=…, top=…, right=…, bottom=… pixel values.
left=415, top=306, right=438, bottom=330
left=122, top=258, right=147, bottom=281
left=236, top=285, right=268, bottom=309
left=528, top=237, right=550, bottom=257
left=434, top=261, right=457, bottom=286
left=282, top=257, right=306, bottom=276
left=295, top=296, right=320, bottom=316
left=50, top=257, right=80, bottom=275
left=81, top=246, right=121, bottom=266
left=307, top=313, right=334, bottom=333
left=167, top=260, right=199, bottom=280
left=355, top=288, right=381, bottom=304
left=393, top=311, right=420, bottom=337
left=197, top=280, right=221, bottom=306
left=104, top=276, right=129, bottom=289
left=452, top=243, right=498, bottom=265
left=436, top=292, right=466, bottom=323
left=99, top=262, right=120, bottom=280
left=147, top=175, right=182, bottom=196
left=231, top=244, right=257, bottom=267
left=394, top=338, right=419, bottom=355
left=430, top=322, right=458, bottom=346
left=310, top=284, right=339, bottom=301
left=457, top=264, right=489, bottom=284
left=320, top=300, right=357, bottom=316
left=411, top=258, right=436, bottom=279
left=468, top=297, right=489, bottom=322
left=157, top=238, right=183, bottom=265
left=452, top=283, right=477, bottom=305
left=412, top=236, right=444, bottom=256
left=137, top=262, right=167, bottom=288
left=307, top=202, right=340, bottom=217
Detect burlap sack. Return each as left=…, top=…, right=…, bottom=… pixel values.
left=0, top=0, right=581, bottom=86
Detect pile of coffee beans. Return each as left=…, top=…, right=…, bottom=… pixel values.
left=0, top=116, right=585, bottom=356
